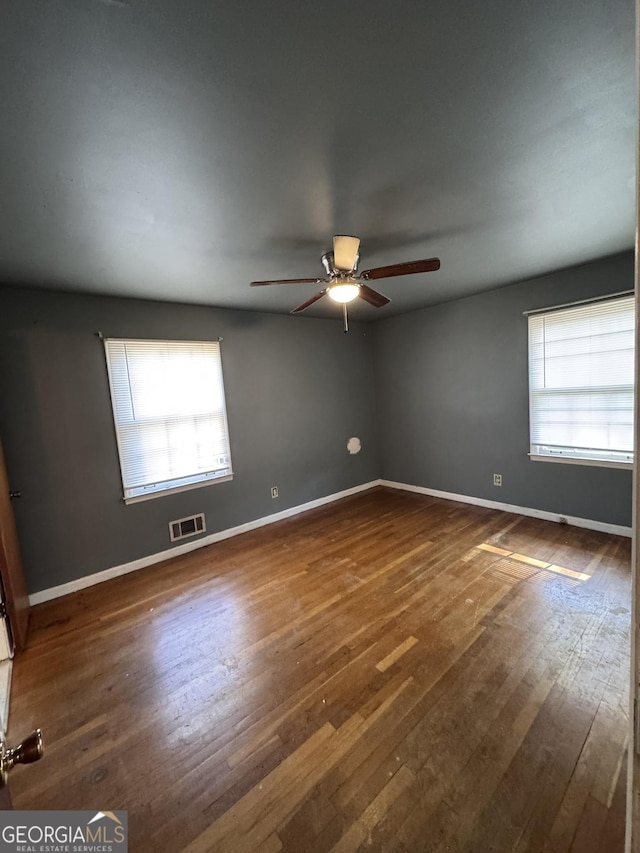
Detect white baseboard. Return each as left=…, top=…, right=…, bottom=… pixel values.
left=380, top=480, right=632, bottom=538
left=29, top=480, right=380, bottom=606
left=0, top=660, right=12, bottom=739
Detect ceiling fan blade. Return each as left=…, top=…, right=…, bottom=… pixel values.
left=250, top=277, right=321, bottom=287
left=333, top=235, right=360, bottom=271
left=358, top=284, right=390, bottom=308
left=291, top=291, right=327, bottom=314
left=360, top=257, right=441, bottom=281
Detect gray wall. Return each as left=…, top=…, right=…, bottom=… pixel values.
left=0, top=288, right=379, bottom=594
left=0, top=250, right=634, bottom=596
left=372, top=251, right=634, bottom=527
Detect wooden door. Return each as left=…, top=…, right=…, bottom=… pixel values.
left=0, top=438, right=30, bottom=651
left=0, top=781, right=12, bottom=810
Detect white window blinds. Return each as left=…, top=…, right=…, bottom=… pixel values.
left=104, top=338, right=233, bottom=502
left=528, top=295, right=634, bottom=466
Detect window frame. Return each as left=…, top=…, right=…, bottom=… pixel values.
left=103, top=337, right=234, bottom=504
left=527, top=294, right=635, bottom=470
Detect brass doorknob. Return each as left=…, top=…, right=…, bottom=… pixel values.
left=0, top=729, right=44, bottom=787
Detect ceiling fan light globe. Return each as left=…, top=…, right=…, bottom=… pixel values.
left=328, top=283, right=360, bottom=304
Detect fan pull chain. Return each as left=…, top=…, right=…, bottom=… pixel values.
left=343, top=302, right=349, bottom=333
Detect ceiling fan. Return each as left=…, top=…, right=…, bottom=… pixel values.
left=250, top=235, right=441, bottom=331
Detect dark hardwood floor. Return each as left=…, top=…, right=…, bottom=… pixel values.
left=7, top=487, right=631, bottom=852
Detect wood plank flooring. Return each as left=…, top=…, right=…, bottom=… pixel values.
left=6, top=487, right=631, bottom=852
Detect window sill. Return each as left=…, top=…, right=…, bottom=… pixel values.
left=529, top=454, right=633, bottom=471
left=123, top=474, right=234, bottom=504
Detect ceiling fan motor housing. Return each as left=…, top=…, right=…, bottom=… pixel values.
left=322, top=250, right=360, bottom=277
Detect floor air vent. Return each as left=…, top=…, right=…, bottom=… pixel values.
left=169, top=513, right=206, bottom=542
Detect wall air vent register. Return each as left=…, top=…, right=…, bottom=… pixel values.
left=169, top=513, right=206, bottom=542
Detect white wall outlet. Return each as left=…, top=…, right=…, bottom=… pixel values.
left=493, top=473, right=502, bottom=486
left=271, top=486, right=279, bottom=498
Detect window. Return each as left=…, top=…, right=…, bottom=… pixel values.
left=528, top=294, right=634, bottom=467
left=104, top=338, right=233, bottom=502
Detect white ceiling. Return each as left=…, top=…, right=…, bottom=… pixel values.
left=0, top=0, right=635, bottom=319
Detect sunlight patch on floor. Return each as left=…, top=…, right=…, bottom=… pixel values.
left=477, top=542, right=591, bottom=582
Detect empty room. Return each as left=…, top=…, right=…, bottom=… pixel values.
left=0, top=1, right=636, bottom=852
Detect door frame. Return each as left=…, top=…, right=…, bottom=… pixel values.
left=0, top=438, right=30, bottom=653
